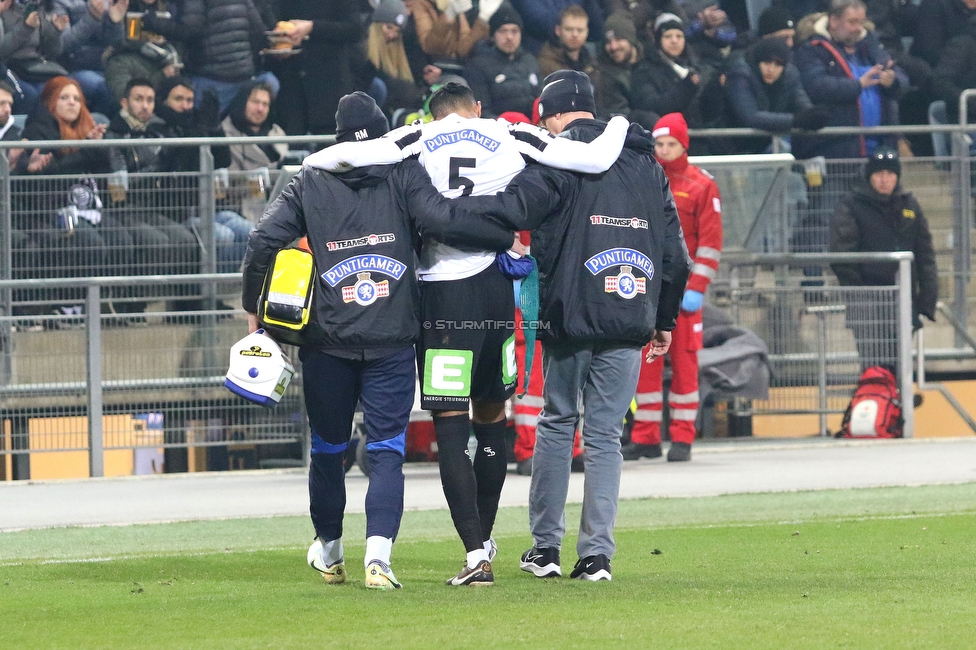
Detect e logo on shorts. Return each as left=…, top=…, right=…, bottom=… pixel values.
left=502, top=335, right=517, bottom=386
left=424, top=349, right=473, bottom=397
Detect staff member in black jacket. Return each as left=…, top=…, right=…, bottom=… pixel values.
left=829, top=147, right=938, bottom=373
left=460, top=70, right=691, bottom=582
left=242, top=92, right=515, bottom=591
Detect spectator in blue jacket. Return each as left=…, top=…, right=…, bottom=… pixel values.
left=792, top=0, right=907, bottom=159
left=683, top=0, right=736, bottom=67
left=725, top=36, right=829, bottom=153
left=53, top=0, right=128, bottom=116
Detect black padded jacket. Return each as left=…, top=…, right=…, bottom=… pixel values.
left=460, top=120, right=692, bottom=345
left=242, top=162, right=515, bottom=351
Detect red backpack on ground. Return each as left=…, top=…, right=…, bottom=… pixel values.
left=836, top=366, right=904, bottom=438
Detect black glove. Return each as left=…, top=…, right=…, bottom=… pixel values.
left=793, top=106, right=831, bottom=131
left=197, top=88, right=221, bottom=133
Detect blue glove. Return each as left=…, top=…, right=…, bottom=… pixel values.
left=681, top=289, right=704, bottom=312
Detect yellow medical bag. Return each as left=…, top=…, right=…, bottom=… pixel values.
left=258, top=247, right=315, bottom=346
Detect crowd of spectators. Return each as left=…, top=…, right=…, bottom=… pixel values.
left=0, top=0, right=971, bottom=158
left=3, top=0, right=970, bottom=318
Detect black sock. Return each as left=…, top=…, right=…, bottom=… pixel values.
left=472, top=419, right=508, bottom=543
left=434, top=414, right=483, bottom=552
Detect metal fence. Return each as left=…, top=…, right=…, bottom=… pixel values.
left=1, top=128, right=974, bottom=479
left=0, top=274, right=307, bottom=481
left=717, top=252, right=914, bottom=437
left=689, top=123, right=975, bottom=352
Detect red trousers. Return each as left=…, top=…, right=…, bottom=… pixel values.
left=512, top=311, right=581, bottom=462
left=632, top=310, right=703, bottom=446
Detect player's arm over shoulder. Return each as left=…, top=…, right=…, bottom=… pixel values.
left=397, top=159, right=515, bottom=251
left=508, top=115, right=630, bottom=174
left=303, top=124, right=423, bottom=172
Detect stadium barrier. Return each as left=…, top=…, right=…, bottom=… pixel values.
left=0, top=127, right=973, bottom=477
left=0, top=273, right=308, bottom=480
left=717, top=252, right=914, bottom=438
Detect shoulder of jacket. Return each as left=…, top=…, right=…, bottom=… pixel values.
left=693, top=165, right=715, bottom=181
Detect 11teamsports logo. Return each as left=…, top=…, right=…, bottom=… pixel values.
left=326, top=233, right=395, bottom=252
left=589, top=215, right=648, bottom=229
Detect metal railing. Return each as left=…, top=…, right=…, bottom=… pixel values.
left=1, top=126, right=974, bottom=478
left=0, top=274, right=307, bottom=480
left=720, top=252, right=916, bottom=437
left=690, top=121, right=976, bottom=350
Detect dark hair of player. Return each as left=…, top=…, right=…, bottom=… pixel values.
left=428, top=83, right=477, bottom=119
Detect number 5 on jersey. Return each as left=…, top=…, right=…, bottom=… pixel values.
left=449, top=157, right=476, bottom=196
left=424, top=349, right=473, bottom=396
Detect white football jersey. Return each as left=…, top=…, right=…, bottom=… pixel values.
left=302, top=114, right=630, bottom=282
left=403, top=115, right=528, bottom=281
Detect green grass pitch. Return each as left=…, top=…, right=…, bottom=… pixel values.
left=2, top=483, right=976, bottom=649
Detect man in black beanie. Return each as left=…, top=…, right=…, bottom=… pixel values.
left=464, top=2, right=541, bottom=118
left=594, top=11, right=659, bottom=129
left=455, top=69, right=691, bottom=582
left=303, top=80, right=631, bottom=587
left=242, top=91, right=517, bottom=591
left=829, top=146, right=938, bottom=372
left=537, top=69, right=597, bottom=122
left=334, top=91, right=390, bottom=143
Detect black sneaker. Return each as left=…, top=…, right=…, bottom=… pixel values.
left=446, top=560, right=494, bottom=586
left=667, top=442, right=692, bottom=462
left=570, top=554, right=612, bottom=581
left=520, top=546, right=561, bottom=578
left=621, top=442, right=662, bottom=460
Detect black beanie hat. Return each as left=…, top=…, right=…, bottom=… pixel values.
left=537, top=70, right=596, bottom=120
left=335, top=91, right=389, bottom=143
left=752, top=37, right=791, bottom=66
left=865, top=146, right=901, bottom=179
left=757, top=6, right=795, bottom=38
left=158, top=75, right=194, bottom=103
left=489, top=3, right=523, bottom=35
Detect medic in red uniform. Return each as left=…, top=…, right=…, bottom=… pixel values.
left=622, top=113, right=722, bottom=462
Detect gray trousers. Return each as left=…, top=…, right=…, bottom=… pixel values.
left=529, top=340, right=642, bottom=559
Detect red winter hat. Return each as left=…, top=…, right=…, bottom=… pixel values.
left=652, top=113, right=689, bottom=150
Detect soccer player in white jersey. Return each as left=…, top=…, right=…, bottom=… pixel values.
left=304, top=82, right=629, bottom=586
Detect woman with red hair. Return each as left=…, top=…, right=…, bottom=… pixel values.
left=14, top=75, right=109, bottom=175
left=11, top=76, right=133, bottom=317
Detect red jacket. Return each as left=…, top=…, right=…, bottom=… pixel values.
left=658, top=153, right=722, bottom=294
